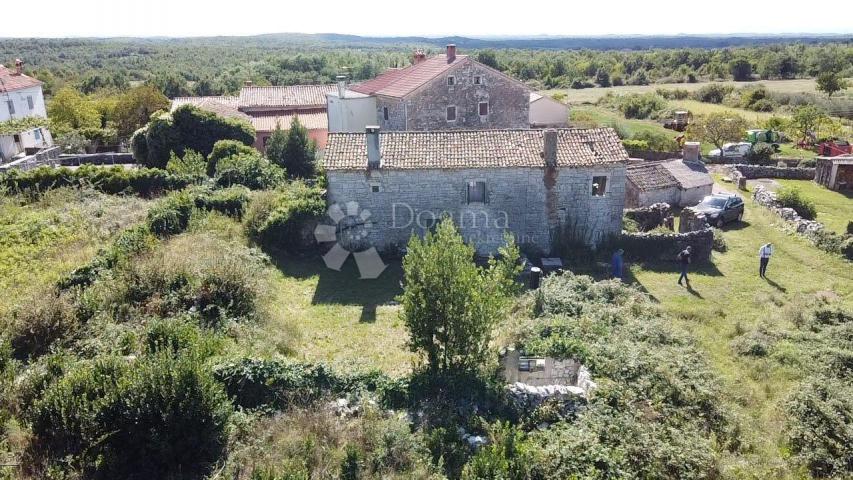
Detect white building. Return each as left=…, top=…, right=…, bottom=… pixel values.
left=529, top=92, right=569, bottom=128
left=1, top=60, right=47, bottom=121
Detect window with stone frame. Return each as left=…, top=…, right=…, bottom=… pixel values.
left=447, top=76, right=456, bottom=86
left=446, top=105, right=457, bottom=122
left=591, top=176, right=608, bottom=196
left=478, top=102, right=489, bottom=116
left=467, top=181, right=486, bottom=204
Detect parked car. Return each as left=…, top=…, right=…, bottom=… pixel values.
left=708, top=142, right=752, bottom=159
left=693, top=194, right=744, bottom=227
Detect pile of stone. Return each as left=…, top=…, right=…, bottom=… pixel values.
left=624, top=202, right=672, bottom=231
left=753, top=185, right=826, bottom=239
left=506, top=382, right=588, bottom=414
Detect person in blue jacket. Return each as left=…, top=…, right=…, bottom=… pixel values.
left=611, top=249, right=624, bottom=281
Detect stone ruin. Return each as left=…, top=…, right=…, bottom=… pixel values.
left=500, top=348, right=597, bottom=414
left=624, top=202, right=672, bottom=231
left=678, top=207, right=710, bottom=233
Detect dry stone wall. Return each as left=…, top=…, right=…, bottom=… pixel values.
left=728, top=164, right=816, bottom=181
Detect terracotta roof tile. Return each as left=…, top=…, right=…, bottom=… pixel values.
left=626, top=162, right=680, bottom=190
left=238, top=85, right=336, bottom=109
left=171, top=96, right=239, bottom=110
left=250, top=112, right=328, bottom=132
left=0, top=65, right=43, bottom=93
left=350, top=55, right=469, bottom=98
left=324, top=128, right=628, bottom=171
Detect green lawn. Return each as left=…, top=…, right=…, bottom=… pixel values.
left=628, top=182, right=853, bottom=478
left=776, top=179, right=853, bottom=234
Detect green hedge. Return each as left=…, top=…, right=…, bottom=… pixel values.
left=245, top=183, right=325, bottom=252
left=214, top=152, right=286, bottom=190
left=0, top=165, right=193, bottom=197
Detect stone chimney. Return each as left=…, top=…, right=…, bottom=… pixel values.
left=446, top=44, right=457, bottom=63
left=413, top=50, right=427, bottom=64
left=683, top=142, right=701, bottom=163
left=366, top=126, right=381, bottom=170
left=13, top=58, right=23, bottom=75
left=543, top=129, right=558, bottom=167
left=336, top=75, right=347, bottom=99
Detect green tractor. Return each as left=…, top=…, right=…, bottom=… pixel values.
left=746, top=129, right=781, bottom=151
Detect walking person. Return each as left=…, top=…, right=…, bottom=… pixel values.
left=677, top=246, right=692, bottom=286
left=611, top=249, right=624, bottom=281
left=759, top=242, right=773, bottom=278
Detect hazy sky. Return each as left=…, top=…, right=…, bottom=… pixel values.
left=3, top=0, right=851, bottom=38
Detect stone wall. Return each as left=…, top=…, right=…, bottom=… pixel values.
left=403, top=60, right=529, bottom=131
left=727, top=164, right=816, bottom=180
left=619, top=228, right=714, bottom=263
left=326, top=164, right=626, bottom=256
left=375, top=97, right=407, bottom=131
left=624, top=202, right=671, bottom=231
left=752, top=185, right=826, bottom=239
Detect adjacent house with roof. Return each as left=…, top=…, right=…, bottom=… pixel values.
left=322, top=127, right=627, bottom=255
left=327, top=45, right=567, bottom=133
left=625, top=143, right=713, bottom=208
left=171, top=84, right=336, bottom=152
left=1, top=59, right=54, bottom=164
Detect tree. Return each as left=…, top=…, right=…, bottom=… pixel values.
left=688, top=112, right=748, bottom=161
left=476, top=50, right=499, bottom=70
left=399, top=219, right=520, bottom=373
left=280, top=117, right=317, bottom=178
left=113, top=85, right=170, bottom=137
left=47, top=87, right=100, bottom=132
left=730, top=58, right=753, bottom=81
left=788, top=105, right=827, bottom=145
left=595, top=68, right=611, bottom=87
left=816, top=72, right=849, bottom=99
left=264, top=121, right=288, bottom=168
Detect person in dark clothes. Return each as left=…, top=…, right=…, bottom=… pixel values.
left=611, top=249, right=624, bottom=281
left=677, top=246, right=692, bottom=286
left=758, top=243, right=773, bottom=278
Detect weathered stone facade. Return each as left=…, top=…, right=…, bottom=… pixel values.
left=326, top=165, right=626, bottom=255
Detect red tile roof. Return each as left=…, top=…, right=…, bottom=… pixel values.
left=0, top=65, right=43, bottom=93
left=238, top=85, right=337, bottom=110
left=324, top=128, right=628, bottom=171
left=250, top=112, right=328, bottom=132
left=350, top=55, right=469, bottom=99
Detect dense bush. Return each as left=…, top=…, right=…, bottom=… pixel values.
left=166, top=149, right=207, bottom=178
left=25, top=353, right=232, bottom=479
left=600, top=92, right=668, bottom=119
left=215, top=152, right=286, bottom=190
left=147, top=191, right=195, bottom=236
left=798, top=158, right=817, bottom=168
left=656, top=87, right=690, bottom=100
left=6, top=291, right=78, bottom=361
left=630, top=129, right=680, bottom=152
left=785, top=376, right=853, bottom=478
left=212, top=358, right=397, bottom=410
left=191, top=185, right=251, bottom=218
left=776, top=187, right=818, bottom=220
left=245, top=184, right=325, bottom=252
left=692, top=83, right=734, bottom=104
left=747, top=142, right=776, bottom=163
left=0, top=165, right=192, bottom=197
left=132, top=105, right=255, bottom=168
left=208, top=139, right=257, bottom=176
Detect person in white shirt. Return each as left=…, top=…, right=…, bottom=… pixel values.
left=758, top=243, right=773, bottom=278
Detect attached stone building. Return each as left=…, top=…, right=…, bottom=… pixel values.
left=322, top=127, right=628, bottom=255
left=329, top=46, right=534, bottom=134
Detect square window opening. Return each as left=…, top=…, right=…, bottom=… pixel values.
left=446, top=106, right=457, bottom=122
left=467, top=181, right=486, bottom=204
left=447, top=76, right=455, bottom=86
left=592, top=176, right=608, bottom=197
left=370, top=184, right=381, bottom=193
left=474, top=75, right=482, bottom=85
left=478, top=102, right=489, bottom=116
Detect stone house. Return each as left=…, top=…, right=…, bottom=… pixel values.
left=625, top=143, right=712, bottom=208
left=328, top=46, right=563, bottom=133
left=322, top=127, right=628, bottom=255
left=171, top=84, right=335, bottom=152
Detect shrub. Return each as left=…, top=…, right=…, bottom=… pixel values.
left=569, top=78, right=594, bottom=89
left=191, top=185, right=250, bottom=218
left=798, top=158, right=817, bottom=168
left=133, top=105, right=255, bottom=168
left=461, top=422, right=541, bottom=480
left=631, top=129, right=679, bottom=151
left=776, top=187, right=817, bottom=220
left=656, top=88, right=690, bottom=100
left=692, top=83, right=734, bottom=104
left=245, top=184, right=325, bottom=252
left=166, top=149, right=207, bottom=178
left=840, top=236, right=853, bottom=260
left=747, top=142, right=776, bottom=164
left=785, top=376, right=853, bottom=478
left=58, top=224, right=157, bottom=290
left=601, top=93, right=668, bottom=119
left=7, top=291, right=78, bottom=361
left=208, top=139, right=256, bottom=177
left=622, top=139, right=649, bottom=151
left=0, top=165, right=192, bottom=197
left=147, top=191, right=195, bottom=236
left=215, top=152, right=286, bottom=190
left=26, top=353, right=232, bottom=479
left=712, top=228, right=728, bottom=252
left=144, top=317, right=221, bottom=359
